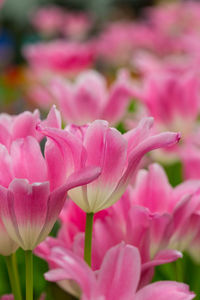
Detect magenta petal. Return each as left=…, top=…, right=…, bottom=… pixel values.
left=10, top=136, right=48, bottom=183
left=12, top=110, right=41, bottom=141
left=79, top=120, right=127, bottom=212
left=0, top=145, right=14, bottom=187
left=0, top=124, right=11, bottom=149
left=37, top=126, right=86, bottom=190
left=142, top=249, right=182, bottom=272
left=117, top=132, right=180, bottom=192
left=102, top=73, right=133, bottom=125
left=123, top=117, right=154, bottom=155
left=42, top=105, right=62, bottom=129
left=8, top=179, right=50, bottom=249
left=45, top=248, right=95, bottom=299
left=135, top=281, right=195, bottom=300
left=97, top=243, right=141, bottom=299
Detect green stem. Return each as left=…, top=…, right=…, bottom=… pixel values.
left=84, top=213, right=94, bottom=267
left=173, top=259, right=183, bottom=282
left=5, top=254, right=22, bottom=300
left=25, top=250, right=33, bottom=300
left=12, top=253, right=22, bottom=300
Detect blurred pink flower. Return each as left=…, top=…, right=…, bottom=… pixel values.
left=38, top=117, right=180, bottom=212
left=31, top=6, right=65, bottom=36
left=0, top=296, right=14, bottom=300
left=44, top=243, right=194, bottom=300
left=50, top=69, right=134, bottom=125
left=96, top=21, right=155, bottom=67
left=137, top=72, right=199, bottom=135
left=31, top=5, right=92, bottom=39
left=62, top=12, right=92, bottom=39
left=24, top=40, right=95, bottom=75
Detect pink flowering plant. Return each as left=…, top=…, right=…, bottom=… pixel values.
left=3, top=1, right=200, bottom=300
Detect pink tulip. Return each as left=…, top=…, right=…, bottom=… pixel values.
left=62, top=12, right=92, bottom=39
left=31, top=5, right=65, bottom=36
left=44, top=243, right=195, bottom=300
left=0, top=110, right=41, bottom=151
left=23, top=40, right=95, bottom=75
left=50, top=69, right=134, bottom=125
left=132, top=163, right=200, bottom=255
left=0, top=167, right=100, bottom=250
left=132, top=71, right=199, bottom=161
left=38, top=116, right=180, bottom=212
left=147, top=1, right=200, bottom=37
left=96, top=21, right=155, bottom=67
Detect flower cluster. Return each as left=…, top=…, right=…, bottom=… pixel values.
left=1, top=1, right=200, bottom=300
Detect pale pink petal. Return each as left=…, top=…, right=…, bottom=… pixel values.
left=42, top=105, right=62, bottom=129
left=7, top=179, right=49, bottom=250
left=123, top=117, right=154, bottom=155
left=135, top=281, right=195, bottom=300
left=69, top=120, right=127, bottom=212
left=133, top=164, right=172, bottom=213
left=0, top=145, right=14, bottom=187
left=96, top=243, right=141, bottom=299
left=12, top=110, right=41, bottom=141
left=102, top=77, right=133, bottom=125
left=0, top=124, right=11, bottom=149
left=50, top=78, right=76, bottom=123
left=45, top=248, right=95, bottom=299
left=37, top=125, right=86, bottom=190
left=116, top=132, right=180, bottom=193
left=10, top=136, right=48, bottom=183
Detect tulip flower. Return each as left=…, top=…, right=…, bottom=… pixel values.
left=31, top=5, right=65, bottom=36
left=135, top=71, right=199, bottom=138
left=50, top=69, right=134, bottom=125
left=38, top=117, right=180, bottom=213
left=44, top=243, right=195, bottom=300
left=0, top=167, right=100, bottom=251
left=23, top=40, right=95, bottom=75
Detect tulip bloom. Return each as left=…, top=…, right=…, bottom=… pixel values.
left=23, top=40, right=95, bottom=75
left=38, top=117, right=180, bottom=213
left=44, top=243, right=195, bottom=300
left=31, top=5, right=65, bottom=36
left=0, top=167, right=100, bottom=250
left=50, top=69, right=134, bottom=125
left=135, top=71, right=199, bottom=138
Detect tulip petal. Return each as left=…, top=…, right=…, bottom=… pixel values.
left=135, top=281, right=195, bottom=300
left=10, top=136, right=48, bottom=184
left=97, top=243, right=141, bottom=300
left=70, top=120, right=127, bottom=212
